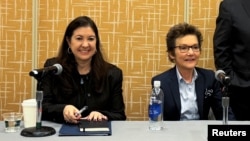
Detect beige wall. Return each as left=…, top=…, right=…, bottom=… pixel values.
left=0, top=0, right=221, bottom=120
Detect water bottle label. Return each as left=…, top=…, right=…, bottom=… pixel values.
left=148, top=102, right=161, bottom=121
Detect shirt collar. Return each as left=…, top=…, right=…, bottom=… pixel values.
left=176, top=67, right=198, bottom=83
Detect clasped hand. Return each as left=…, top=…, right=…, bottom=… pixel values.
left=63, top=105, right=108, bottom=124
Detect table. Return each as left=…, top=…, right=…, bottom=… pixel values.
left=1, top=120, right=250, bottom=141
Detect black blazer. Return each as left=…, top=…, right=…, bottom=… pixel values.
left=214, top=0, right=250, bottom=87
left=152, top=66, right=235, bottom=120
left=40, top=57, right=126, bottom=123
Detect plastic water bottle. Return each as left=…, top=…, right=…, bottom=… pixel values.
left=148, top=80, right=164, bottom=131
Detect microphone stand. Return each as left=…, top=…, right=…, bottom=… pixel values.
left=21, top=72, right=56, bottom=137
left=221, top=80, right=230, bottom=125
left=222, top=88, right=229, bottom=125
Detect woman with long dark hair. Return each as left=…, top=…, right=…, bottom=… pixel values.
left=40, top=16, right=126, bottom=124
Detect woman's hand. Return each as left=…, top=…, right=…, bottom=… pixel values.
left=63, top=105, right=81, bottom=124
left=82, top=111, right=108, bottom=121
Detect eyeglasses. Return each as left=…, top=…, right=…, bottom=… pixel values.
left=175, top=45, right=200, bottom=53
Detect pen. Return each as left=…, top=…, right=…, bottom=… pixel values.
left=75, top=106, right=88, bottom=116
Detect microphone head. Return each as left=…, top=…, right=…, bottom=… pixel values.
left=53, top=63, right=63, bottom=75
left=215, top=70, right=225, bottom=81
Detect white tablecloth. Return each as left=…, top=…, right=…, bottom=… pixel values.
left=0, top=120, right=249, bottom=141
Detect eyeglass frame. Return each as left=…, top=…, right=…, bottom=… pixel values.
left=175, top=45, right=200, bottom=53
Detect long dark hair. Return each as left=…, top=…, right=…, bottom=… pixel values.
left=57, top=16, right=109, bottom=92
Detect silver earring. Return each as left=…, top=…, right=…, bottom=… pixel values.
left=67, top=48, right=72, bottom=54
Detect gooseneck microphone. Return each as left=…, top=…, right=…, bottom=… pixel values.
left=21, top=63, right=63, bottom=137
left=215, top=70, right=231, bottom=86
left=215, top=70, right=230, bottom=125
left=29, top=63, right=63, bottom=76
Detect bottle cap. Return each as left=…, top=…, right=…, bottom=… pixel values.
left=154, top=81, right=161, bottom=87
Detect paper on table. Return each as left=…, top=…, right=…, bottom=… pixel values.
left=79, top=120, right=110, bottom=132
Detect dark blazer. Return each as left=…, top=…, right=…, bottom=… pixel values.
left=152, top=66, right=235, bottom=120
left=213, top=0, right=250, bottom=87
left=40, top=57, right=126, bottom=123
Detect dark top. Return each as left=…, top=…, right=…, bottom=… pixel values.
left=213, top=0, right=250, bottom=87
left=152, top=66, right=235, bottom=120
left=40, top=57, right=126, bottom=123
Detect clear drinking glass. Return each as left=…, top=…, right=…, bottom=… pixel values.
left=2, top=112, right=23, bottom=132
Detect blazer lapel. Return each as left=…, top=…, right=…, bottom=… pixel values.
left=169, top=69, right=181, bottom=112
left=195, top=74, right=204, bottom=118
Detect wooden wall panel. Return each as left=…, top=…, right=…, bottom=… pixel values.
left=0, top=0, right=33, bottom=119
left=189, top=0, right=222, bottom=69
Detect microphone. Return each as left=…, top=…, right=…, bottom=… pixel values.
left=20, top=64, right=62, bottom=137
left=215, top=70, right=230, bottom=85
left=215, top=70, right=231, bottom=124
left=29, top=63, right=63, bottom=76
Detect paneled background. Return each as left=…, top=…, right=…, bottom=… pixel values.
left=0, top=0, right=221, bottom=120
